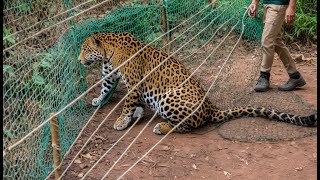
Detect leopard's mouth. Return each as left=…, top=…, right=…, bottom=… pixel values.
left=81, top=52, right=114, bottom=67
left=81, top=59, right=94, bottom=66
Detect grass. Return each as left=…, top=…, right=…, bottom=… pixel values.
left=282, top=0, right=317, bottom=44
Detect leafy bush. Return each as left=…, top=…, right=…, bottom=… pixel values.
left=282, top=0, right=317, bottom=44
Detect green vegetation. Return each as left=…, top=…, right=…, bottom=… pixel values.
left=283, top=0, right=317, bottom=44
left=3, top=28, right=15, bottom=48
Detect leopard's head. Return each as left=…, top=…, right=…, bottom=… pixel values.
left=78, top=35, right=108, bottom=66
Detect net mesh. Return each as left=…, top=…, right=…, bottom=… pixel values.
left=3, top=0, right=316, bottom=179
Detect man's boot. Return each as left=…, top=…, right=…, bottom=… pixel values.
left=255, top=71, right=270, bottom=92
left=278, top=71, right=306, bottom=91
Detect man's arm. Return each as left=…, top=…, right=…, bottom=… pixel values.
left=288, top=0, right=297, bottom=8
left=248, top=0, right=260, bottom=18
left=285, top=0, right=297, bottom=24
left=251, top=0, right=260, bottom=4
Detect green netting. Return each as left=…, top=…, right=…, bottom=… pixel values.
left=3, top=0, right=315, bottom=179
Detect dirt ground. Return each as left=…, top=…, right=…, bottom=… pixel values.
left=64, top=44, right=317, bottom=180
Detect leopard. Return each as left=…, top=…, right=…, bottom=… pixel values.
left=78, top=32, right=317, bottom=135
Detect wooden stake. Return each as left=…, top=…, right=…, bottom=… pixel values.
left=208, top=0, right=214, bottom=7
left=157, top=0, right=171, bottom=51
left=50, top=113, right=62, bottom=180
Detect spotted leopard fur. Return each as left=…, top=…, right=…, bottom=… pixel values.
left=78, top=32, right=317, bottom=135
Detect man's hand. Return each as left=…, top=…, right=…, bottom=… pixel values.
left=285, top=6, right=296, bottom=25
left=247, top=3, right=258, bottom=18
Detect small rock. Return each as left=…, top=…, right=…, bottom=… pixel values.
left=78, top=173, right=84, bottom=177
left=205, top=156, right=209, bottom=161
left=190, top=154, right=196, bottom=158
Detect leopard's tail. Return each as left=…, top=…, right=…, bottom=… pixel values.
left=212, top=107, right=317, bottom=127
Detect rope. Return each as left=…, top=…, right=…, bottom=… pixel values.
left=40, top=2, right=219, bottom=178
left=102, top=17, right=241, bottom=180
left=180, top=18, right=233, bottom=61
left=3, top=0, right=217, bottom=156
left=3, top=0, right=95, bottom=40
left=84, top=7, right=239, bottom=180
left=83, top=12, right=235, bottom=180
left=98, top=111, right=159, bottom=179
left=116, top=10, right=248, bottom=180
left=79, top=112, right=146, bottom=179
left=82, top=9, right=232, bottom=179
left=160, top=1, right=229, bottom=50
left=57, top=2, right=221, bottom=178
left=43, top=105, right=100, bottom=180
left=44, top=108, right=143, bottom=180
left=3, top=0, right=114, bottom=52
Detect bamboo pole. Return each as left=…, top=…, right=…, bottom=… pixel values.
left=50, top=113, right=62, bottom=180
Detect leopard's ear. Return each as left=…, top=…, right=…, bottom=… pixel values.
left=90, top=36, right=101, bottom=47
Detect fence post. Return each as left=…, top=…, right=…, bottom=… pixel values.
left=65, top=0, right=87, bottom=94
left=50, top=113, right=62, bottom=179
left=208, top=0, right=214, bottom=7
left=157, top=0, right=171, bottom=51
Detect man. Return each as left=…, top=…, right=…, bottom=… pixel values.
left=248, top=0, right=306, bottom=92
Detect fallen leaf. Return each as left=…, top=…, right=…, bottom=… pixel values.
left=159, top=145, right=170, bottom=151
left=78, top=173, right=84, bottom=177
left=94, top=135, right=106, bottom=141
left=74, top=159, right=82, bottom=164
left=192, top=164, right=198, bottom=170
left=120, top=164, right=130, bottom=167
left=223, top=171, right=232, bottom=179
left=81, top=153, right=93, bottom=160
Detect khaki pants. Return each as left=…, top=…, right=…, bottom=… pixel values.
left=261, top=4, right=297, bottom=73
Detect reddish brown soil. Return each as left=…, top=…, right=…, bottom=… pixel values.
left=64, top=45, right=317, bottom=180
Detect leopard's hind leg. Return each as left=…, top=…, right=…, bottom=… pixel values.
left=155, top=88, right=207, bottom=135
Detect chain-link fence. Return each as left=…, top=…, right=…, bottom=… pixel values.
left=3, top=0, right=316, bottom=179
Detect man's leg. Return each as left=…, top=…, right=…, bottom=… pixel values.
left=260, top=5, right=287, bottom=72
left=255, top=5, right=285, bottom=92
left=274, top=33, right=297, bottom=73
left=274, top=28, right=306, bottom=91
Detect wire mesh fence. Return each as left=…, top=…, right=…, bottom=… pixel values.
left=3, top=0, right=316, bottom=179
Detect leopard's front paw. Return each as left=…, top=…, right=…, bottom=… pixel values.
left=92, top=98, right=102, bottom=107
left=113, top=116, right=133, bottom=130
left=153, top=122, right=173, bottom=135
